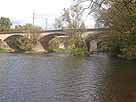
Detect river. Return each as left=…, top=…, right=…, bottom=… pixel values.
left=0, top=53, right=136, bottom=102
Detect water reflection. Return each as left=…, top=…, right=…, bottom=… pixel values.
left=0, top=53, right=136, bottom=102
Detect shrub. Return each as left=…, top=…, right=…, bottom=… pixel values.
left=69, top=48, right=86, bottom=56
left=15, top=37, right=33, bottom=52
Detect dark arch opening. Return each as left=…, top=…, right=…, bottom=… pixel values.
left=4, top=35, right=29, bottom=51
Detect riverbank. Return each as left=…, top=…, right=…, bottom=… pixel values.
left=0, top=48, right=13, bottom=53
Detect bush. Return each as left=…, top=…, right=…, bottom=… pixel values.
left=69, top=48, right=86, bottom=56
left=98, top=32, right=136, bottom=60
left=15, top=37, right=33, bottom=52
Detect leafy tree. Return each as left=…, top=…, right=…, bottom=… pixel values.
left=75, top=0, right=136, bottom=59
left=96, top=0, right=136, bottom=59
left=0, top=17, right=12, bottom=32
left=56, top=5, right=86, bottom=46
left=55, top=5, right=88, bottom=55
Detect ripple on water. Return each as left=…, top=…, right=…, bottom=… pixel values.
left=0, top=53, right=136, bottom=102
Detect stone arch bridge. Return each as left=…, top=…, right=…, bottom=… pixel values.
left=85, top=31, right=112, bottom=53
left=0, top=28, right=109, bottom=52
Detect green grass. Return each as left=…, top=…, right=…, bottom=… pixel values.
left=68, top=48, right=86, bottom=56
left=0, top=48, right=11, bottom=53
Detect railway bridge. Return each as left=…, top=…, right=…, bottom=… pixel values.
left=0, top=28, right=109, bottom=52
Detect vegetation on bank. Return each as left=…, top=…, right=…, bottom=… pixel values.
left=96, top=0, right=136, bottom=60
left=75, top=0, right=136, bottom=60
left=54, top=5, right=88, bottom=56
left=0, top=48, right=12, bottom=53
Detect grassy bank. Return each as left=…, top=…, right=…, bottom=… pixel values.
left=0, top=48, right=12, bottom=53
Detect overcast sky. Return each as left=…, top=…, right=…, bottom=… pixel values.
left=0, top=0, right=95, bottom=29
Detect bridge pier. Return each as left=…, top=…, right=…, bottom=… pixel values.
left=0, top=39, right=10, bottom=49
left=32, top=41, right=45, bottom=53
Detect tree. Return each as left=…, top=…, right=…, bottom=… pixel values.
left=55, top=5, right=88, bottom=55
left=14, top=24, right=42, bottom=51
left=0, top=17, right=12, bottom=32
left=96, top=0, right=136, bottom=59
left=75, top=0, right=136, bottom=59
left=15, top=24, right=42, bottom=32
left=74, top=0, right=106, bottom=14
left=54, top=18, right=63, bottom=30
left=15, top=24, right=42, bottom=41
left=56, top=5, right=86, bottom=45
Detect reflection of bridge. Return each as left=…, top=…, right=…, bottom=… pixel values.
left=0, top=28, right=109, bottom=52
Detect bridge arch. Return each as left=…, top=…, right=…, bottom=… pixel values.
left=0, top=28, right=110, bottom=52
left=85, top=32, right=110, bottom=53
left=39, top=33, right=67, bottom=52
left=4, top=35, right=27, bottom=51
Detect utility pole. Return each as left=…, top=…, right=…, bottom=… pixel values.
left=33, top=12, right=35, bottom=27
left=45, top=18, right=48, bottom=30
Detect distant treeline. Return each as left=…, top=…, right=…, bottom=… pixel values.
left=0, top=17, right=42, bottom=33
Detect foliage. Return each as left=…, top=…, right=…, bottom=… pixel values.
left=15, top=24, right=42, bottom=32
left=97, top=0, right=136, bottom=60
left=55, top=5, right=88, bottom=56
left=104, top=32, right=136, bottom=60
left=0, top=48, right=11, bottom=53
left=74, top=0, right=106, bottom=15
left=54, top=18, right=63, bottom=30
left=0, top=17, right=12, bottom=32
left=15, top=24, right=42, bottom=51
left=75, top=0, right=136, bottom=59
left=69, top=48, right=86, bottom=56
left=49, top=37, right=61, bottom=49
left=15, top=37, right=33, bottom=52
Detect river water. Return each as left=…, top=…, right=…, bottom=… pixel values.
left=0, top=53, right=136, bottom=102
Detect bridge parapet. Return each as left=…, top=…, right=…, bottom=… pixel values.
left=0, top=28, right=110, bottom=52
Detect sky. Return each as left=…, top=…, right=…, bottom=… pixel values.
left=0, top=0, right=95, bottom=29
